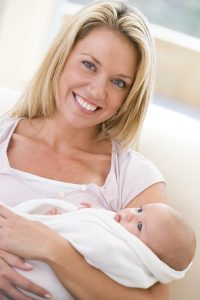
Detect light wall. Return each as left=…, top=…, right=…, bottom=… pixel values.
left=0, top=0, right=59, bottom=90
left=153, top=25, right=200, bottom=109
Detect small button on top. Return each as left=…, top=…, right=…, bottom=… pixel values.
left=58, top=191, right=65, bottom=198
left=80, top=185, right=87, bottom=191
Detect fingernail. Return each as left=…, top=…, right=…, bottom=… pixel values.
left=24, top=262, right=34, bottom=268
left=44, top=294, right=51, bottom=299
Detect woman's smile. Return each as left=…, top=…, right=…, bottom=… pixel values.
left=73, top=92, right=100, bottom=114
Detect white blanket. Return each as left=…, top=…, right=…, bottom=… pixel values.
left=10, top=199, right=189, bottom=300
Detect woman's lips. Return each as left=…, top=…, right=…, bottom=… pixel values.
left=74, top=93, right=100, bottom=112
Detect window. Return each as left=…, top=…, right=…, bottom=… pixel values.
left=67, top=0, right=200, bottom=39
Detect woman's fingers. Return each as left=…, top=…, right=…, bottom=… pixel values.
left=0, top=258, right=51, bottom=299
left=0, top=204, right=18, bottom=219
left=2, top=282, right=38, bottom=300
left=13, top=275, right=51, bottom=299
left=0, top=250, right=33, bottom=270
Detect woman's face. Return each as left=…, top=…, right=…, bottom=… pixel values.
left=56, top=26, right=138, bottom=130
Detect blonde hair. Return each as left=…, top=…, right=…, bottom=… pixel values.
left=11, top=0, right=155, bottom=147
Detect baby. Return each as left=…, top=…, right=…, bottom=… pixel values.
left=45, top=201, right=196, bottom=272
left=10, top=199, right=196, bottom=300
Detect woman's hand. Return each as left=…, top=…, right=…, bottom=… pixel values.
left=0, top=204, right=59, bottom=260
left=0, top=249, right=51, bottom=300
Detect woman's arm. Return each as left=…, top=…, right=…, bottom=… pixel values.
left=125, top=181, right=167, bottom=208
left=45, top=235, right=169, bottom=300
left=0, top=182, right=169, bottom=300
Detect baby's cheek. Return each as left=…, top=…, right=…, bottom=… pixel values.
left=123, top=222, right=138, bottom=236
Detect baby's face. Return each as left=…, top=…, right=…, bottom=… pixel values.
left=115, top=203, right=196, bottom=270
left=114, top=203, right=171, bottom=250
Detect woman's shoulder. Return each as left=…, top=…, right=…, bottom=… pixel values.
left=119, top=144, right=163, bottom=177
left=0, top=116, right=21, bottom=145
left=112, top=141, right=155, bottom=167
left=111, top=141, right=165, bottom=203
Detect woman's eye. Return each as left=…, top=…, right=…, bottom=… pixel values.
left=137, top=207, right=143, bottom=213
left=137, top=221, right=143, bottom=231
left=112, top=79, right=127, bottom=89
left=82, top=61, right=96, bottom=71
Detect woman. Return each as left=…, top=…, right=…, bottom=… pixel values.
left=0, top=0, right=168, bottom=299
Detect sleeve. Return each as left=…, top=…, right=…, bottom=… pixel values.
left=0, top=116, right=17, bottom=145
left=119, top=148, right=165, bottom=208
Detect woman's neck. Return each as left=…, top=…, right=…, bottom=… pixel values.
left=29, top=115, right=107, bottom=154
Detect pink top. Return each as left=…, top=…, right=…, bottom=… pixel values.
left=0, top=117, right=165, bottom=211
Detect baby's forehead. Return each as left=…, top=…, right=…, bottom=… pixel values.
left=144, top=204, right=177, bottom=227
left=145, top=203, right=174, bottom=215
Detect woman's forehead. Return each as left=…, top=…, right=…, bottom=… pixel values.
left=73, top=27, right=138, bottom=76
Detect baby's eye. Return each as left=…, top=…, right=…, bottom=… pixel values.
left=112, top=79, right=127, bottom=89
left=137, top=207, right=143, bottom=213
left=137, top=221, right=143, bottom=231
left=82, top=60, right=96, bottom=71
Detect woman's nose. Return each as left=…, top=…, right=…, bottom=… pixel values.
left=86, top=74, right=107, bottom=101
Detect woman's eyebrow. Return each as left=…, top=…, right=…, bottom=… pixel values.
left=116, top=74, right=133, bottom=81
left=80, top=53, right=101, bottom=66
left=80, top=53, right=133, bottom=81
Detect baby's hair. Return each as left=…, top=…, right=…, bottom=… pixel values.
left=151, top=206, right=196, bottom=271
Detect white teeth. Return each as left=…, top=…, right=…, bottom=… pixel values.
left=75, top=94, right=98, bottom=111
